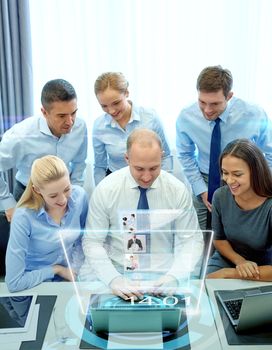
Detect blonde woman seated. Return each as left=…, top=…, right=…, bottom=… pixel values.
left=5, top=156, right=88, bottom=292
left=206, top=139, right=272, bottom=281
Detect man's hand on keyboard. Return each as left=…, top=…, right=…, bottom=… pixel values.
left=110, top=276, right=143, bottom=300
left=151, top=274, right=179, bottom=296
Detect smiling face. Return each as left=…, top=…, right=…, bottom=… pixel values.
left=198, top=89, right=233, bottom=121
left=34, top=175, right=71, bottom=211
left=41, top=99, right=77, bottom=137
left=96, top=88, right=131, bottom=125
left=125, top=142, right=162, bottom=189
left=221, top=155, right=254, bottom=198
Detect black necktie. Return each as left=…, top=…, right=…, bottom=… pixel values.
left=208, top=118, right=221, bottom=203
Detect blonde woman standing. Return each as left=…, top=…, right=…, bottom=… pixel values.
left=92, top=72, right=172, bottom=185
left=5, top=156, right=88, bottom=292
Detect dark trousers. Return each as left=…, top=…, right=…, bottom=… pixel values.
left=105, top=168, right=112, bottom=176
left=13, top=180, right=26, bottom=201
left=0, top=180, right=26, bottom=276
left=0, top=212, right=10, bottom=276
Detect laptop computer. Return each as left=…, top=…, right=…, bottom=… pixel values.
left=88, top=293, right=186, bottom=333
left=215, top=285, right=272, bottom=333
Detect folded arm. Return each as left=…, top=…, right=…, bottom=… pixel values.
left=213, top=239, right=260, bottom=279
left=206, top=265, right=272, bottom=281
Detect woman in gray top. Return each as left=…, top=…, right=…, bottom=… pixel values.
left=206, top=139, right=272, bottom=281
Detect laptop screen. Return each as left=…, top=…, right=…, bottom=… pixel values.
left=0, top=295, right=37, bottom=334
left=215, top=286, right=272, bottom=332
left=59, top=209, right=213, bottom=319
left=88, top=293, right=186, bottom=333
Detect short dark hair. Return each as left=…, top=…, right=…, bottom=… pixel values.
left=220, top=139, right=272, bottom=197
left=196, top=65, right=233, bottom=98
left=41, top=79, right=77, bottom=110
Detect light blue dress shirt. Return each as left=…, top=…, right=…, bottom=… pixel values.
left=176, top=97, right=272, bottom=196
left=5, top=185, right=88, bottom=292
left=92, top=103, right=172, bottom=185
left=0, top=116, right=88, bottom=210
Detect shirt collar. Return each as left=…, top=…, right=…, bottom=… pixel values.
left=39, top=116, right=55, bottom=136
left=104, top=113, right=114, bottom=126
left=205, top=98, right=233, bottom=126
left=217, top=98, right=233, bottom=124
left=219, top=104, right=230, bottom=123
left=37, top=206, right=47, bottom=218
left=127, top=167, right=160, bottom=190
left=68, top=187, right=76, bottom=209
left=39, top=116, right=75, bottom=139
left=130, top=103, right=140, bottom=122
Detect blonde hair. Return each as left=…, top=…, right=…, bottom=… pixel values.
left=94, top=72, right=129, bottom=95
left=17, top=155, right=69, bottom=210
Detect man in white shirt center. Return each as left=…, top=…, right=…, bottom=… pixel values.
left=82, top=128, right=203, bottom=300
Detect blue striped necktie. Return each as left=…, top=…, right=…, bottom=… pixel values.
left=208, top=118, right=221, bottom=203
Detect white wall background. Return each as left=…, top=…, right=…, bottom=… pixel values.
left=29, top=0, right=272, bottom=151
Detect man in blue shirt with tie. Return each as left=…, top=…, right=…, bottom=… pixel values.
left=176, top=65, right=272, bottom=230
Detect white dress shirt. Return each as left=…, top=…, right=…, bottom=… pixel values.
left=81, top=167, right=203, bottom=285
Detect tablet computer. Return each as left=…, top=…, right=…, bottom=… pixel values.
left=0, top=294, right=37, bottom=334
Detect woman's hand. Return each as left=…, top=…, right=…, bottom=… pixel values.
left=235, top=260, right=259, bottom=279
left=53, top=265, right=76, bottom=281
left=213, top=240, right=259, bottom=280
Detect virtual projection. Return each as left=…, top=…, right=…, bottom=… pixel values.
left=59, top=209, right=213, bottom=348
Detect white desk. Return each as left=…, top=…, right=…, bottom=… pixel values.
left=205, top=279, right=272, bottom=350
left=0, top=280, right=221, bottom=350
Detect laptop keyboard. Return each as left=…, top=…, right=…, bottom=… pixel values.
left=224, top=299, right=243, bottom=320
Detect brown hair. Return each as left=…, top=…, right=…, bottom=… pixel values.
left=196, top=65, right=233, bottom=98
left=220, top=139, right=272, bottom=197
